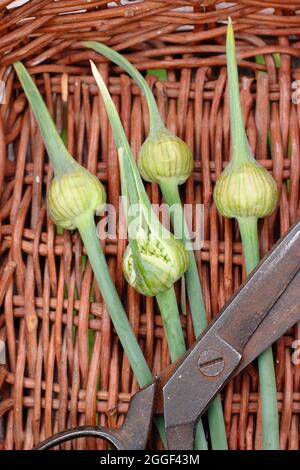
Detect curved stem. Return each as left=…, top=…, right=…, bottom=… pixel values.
left=91, top=55, right=209, bottom=449
left=160, top=178, right=228, bottom=450
left=120, top=150, right=187, bottom=363
left=77, top=213, right=170, bottom=447
left=238, top=216, right=279, bottom=449
left=76, top=212, right=153, bottom=388
left=13, top=61, right=77, bottom=178
left=15, top=59, right=167, bottom=447
left=90, top=62, right=165, bottom=234
left=84, top=41, right=165, bottom=135
left=92, top=67, right=188, bottom=365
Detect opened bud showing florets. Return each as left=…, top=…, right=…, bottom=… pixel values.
left=122, top=229, right=189, bottom=297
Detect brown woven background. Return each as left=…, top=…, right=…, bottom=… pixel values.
left=0, top=0, right=300, bottom=450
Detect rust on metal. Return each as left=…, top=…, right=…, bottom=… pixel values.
left=36, top=222, right=300, bottom=450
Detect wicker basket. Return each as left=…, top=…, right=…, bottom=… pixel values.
left=0, top=0, right=300, bottom=450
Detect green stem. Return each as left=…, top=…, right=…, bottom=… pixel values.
left=258, top=348, right=279, bottom=449
left=156, top=289, right=207, bottom=452
left=120, top=150, right=188, bottom=363
left=124, top=152, right=186, bottom=363
left=76, top=212, right=153, bottom=388
left=156, top=288, right=186, bottom=362
left=83, top=41, right=165, bottom=135
left=56, top=80, right=68, bottom=236
left=237, top=216, right=260, bottom=273
left=92, top=64, right=187, bottom=364
left=159, top=179, right=207, bottom=333
left=160, top=178, right=228, bottom=450
left=14, top=59, right=167, bottom=447
left=154, top=417, right=167, bottom=448
left=13, top=61, right=77, bottom=178
left=237, top=216, right=279, bottom=450
left=194, top=421, right=209, bottom=450
left=61, top=73, right=68, bottom=148
left=157, top=287, right=207, bottom=450
left=226, top=19, right=252, bottom=165
left=61, top=101, right=68, bottom=150
left=91, top=57, right=212, bottom=449
left=76, top=195, right=171, bottom=449
left=78, top=210, right=168, bottom=447
left=120, top=126, right=195, bottom=445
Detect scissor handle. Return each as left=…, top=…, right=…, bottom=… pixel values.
left=35, top=425, right=126, bottom=450
left=35, top=383, right=155, bottom=450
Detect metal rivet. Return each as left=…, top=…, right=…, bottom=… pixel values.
left=198, top=349, right=225, bottom=377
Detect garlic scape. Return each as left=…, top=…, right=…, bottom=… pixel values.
left=138, top=129, right=193, bottom=186
left=122, top=226, right=189, bottom=297
left=90, top=61, right=189, bottom=365
left=84, top=41, right=193, bottom=187
left=213, top=19, right=278, bottom=230
left=114, top=146, right=188, bottom=298
left=13, top=61, right=153, bottom=390
left=214, top=161, right=278, bottom=219
left=83, top=42, right=211, bottom=334
left=47, top=169, right=106, bottom=230
left=90, top=66, right=194, bottom=449
left=213, top=19, right=279, bottom=450
left=119, top=150, right=189, bottom=298
left=90, top=61, right=210, bottom=451
left=86, top=43, right=227, bottom=451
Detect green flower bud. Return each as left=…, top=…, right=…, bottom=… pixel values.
left=83, top=43, right=193, bottom=186
left=138, top=129, right=193, bottom=185
left=122, top=229, right=189, bottom=296
left=213, top=160, right=278, bottom=219
left=47, top=168, right=106, bottom=229
left=13, top=61, right=107, bottom=231
left=214, top=19, right=278, bottom=221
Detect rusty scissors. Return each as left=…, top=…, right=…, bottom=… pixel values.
left=36, top=220, right=300, bottom=450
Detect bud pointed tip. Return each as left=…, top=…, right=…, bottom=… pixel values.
left=90, top=60, right=104, bottom=89
left=226, top=17, right=235, bottom=43
left=89, top=59, right=96, bottom=70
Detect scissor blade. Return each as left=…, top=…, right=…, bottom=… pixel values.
left=162, top=221, right=300, bottom=450
left=236, top=267, right=300, bottom=374
left=155, top=267, right=300, bottom=416
left=217, top=220, right=300, bottom=353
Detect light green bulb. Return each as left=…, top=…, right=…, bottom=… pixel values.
left=138, top=129, right=193, bottom=185
left=214, top=160, right=278, bottom=219
left=47, top=168, right=106, bottom=229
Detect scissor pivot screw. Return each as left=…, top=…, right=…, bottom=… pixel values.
left=198, top=350, right=225, bottom=377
